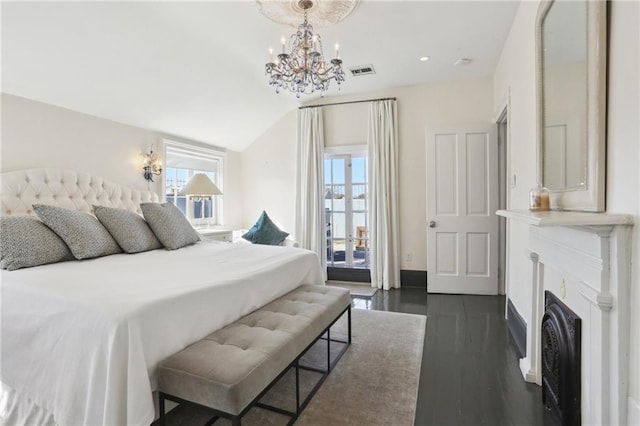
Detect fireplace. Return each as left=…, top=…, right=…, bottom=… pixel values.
left=542, top=291, right=581, bottom=426
left=496, top=210, right=633, bottom=424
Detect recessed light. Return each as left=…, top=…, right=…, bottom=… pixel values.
left=419, top=56, right=430, bottom=62
left=454, top=58, right=472, bottom=66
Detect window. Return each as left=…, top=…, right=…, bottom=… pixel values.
left=163, top=140, right=225, bottom=226
left=324, top=149, right=369, bottom=269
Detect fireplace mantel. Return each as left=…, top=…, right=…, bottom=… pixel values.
left=498, top=209, right=634, bottom=425
left=496, top=209, right=633, bottom=227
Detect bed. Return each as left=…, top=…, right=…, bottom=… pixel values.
left=0, top=169, right=325, bottom=425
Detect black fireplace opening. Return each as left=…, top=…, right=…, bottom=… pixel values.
left=542, top=291, right=581, bottom=426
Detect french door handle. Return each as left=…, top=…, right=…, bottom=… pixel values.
left=429, top=221, right=436, bottom=228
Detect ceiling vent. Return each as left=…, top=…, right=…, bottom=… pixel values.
left=349, top=65, right=376, bottom=77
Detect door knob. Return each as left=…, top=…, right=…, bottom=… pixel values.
left=429, top=221, right=436, bottom=228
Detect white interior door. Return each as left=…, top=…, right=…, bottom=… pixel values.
left=426, top=125, right=499, bottom=295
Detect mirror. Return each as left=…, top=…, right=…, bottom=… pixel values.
left=536, top=0, right=607, bottom=211
left=542, top=1, right=587, bottom=191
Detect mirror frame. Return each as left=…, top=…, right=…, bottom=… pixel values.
left=536, top=0, right=607, bottom=212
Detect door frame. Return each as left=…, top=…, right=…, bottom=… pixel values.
left=496, top=108, right=509, bottom=296
left=325, top=153, right=354, bottom=267
left=494, top=88, right=512, bottom=315
left=324, top=144, right=369, bottom=271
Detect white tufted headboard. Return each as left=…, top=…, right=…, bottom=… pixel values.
left=0, top=169, right=160, bottom=217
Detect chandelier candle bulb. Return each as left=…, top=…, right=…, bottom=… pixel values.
left=268, top=47, right=274, bottom=63
left=281, top=36, right=286, bottom=53
left=335, top=43, right=340, bottom=58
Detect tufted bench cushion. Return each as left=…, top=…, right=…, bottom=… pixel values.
left=158, top=284, right=351, bottom=417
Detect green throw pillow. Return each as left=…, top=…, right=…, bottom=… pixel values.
left=242, top=211, right=289, bottom=245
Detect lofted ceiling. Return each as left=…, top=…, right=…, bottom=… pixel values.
left=1, top=1, right=519, bottom=152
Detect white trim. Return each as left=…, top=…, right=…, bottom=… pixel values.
left=325, top=144, right=367, bottom=156
left=512, top=223, right=634, bottom=425
left=495, top=91, right=510, bottom=298
left=493, top=86, right=511, bottom=124
left=324, top=150, right=370, bottom=269
left=162, top=139, right=226, bottom=157
left=162, top=139, right=225, bottom=226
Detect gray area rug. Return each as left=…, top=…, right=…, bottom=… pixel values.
left=160, top=309, right=426, bottom=426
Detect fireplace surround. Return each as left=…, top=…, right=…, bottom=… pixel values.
left=497, top=209, right=633, bottom=425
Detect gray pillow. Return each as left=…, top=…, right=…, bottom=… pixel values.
left=93, top=205, right=162, bottom=254
left=33, top=204, right=122, bottom=260
left=0, top=216, right=74, bottom=271
left=140, top=202, right=201, bottom=250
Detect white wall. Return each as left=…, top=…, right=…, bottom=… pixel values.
left=606, top=0, right=640, bottom=420
left=494, top=0, right=640, bottom=420
left=1, top=93, right=161, bottom=193
left=240, top=109, right=298, bottom=233
left=222, top=150, right=243, bottom=230
left=241, top=76, right=495, bottom=271
left=492, top=0, right=539, bottom=322
left=1, top=93, right=244, bottom=229
left=323, top=102, right=368, bottom=147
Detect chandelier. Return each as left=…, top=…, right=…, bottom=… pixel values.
left=265, top=0, right=345, bottom=97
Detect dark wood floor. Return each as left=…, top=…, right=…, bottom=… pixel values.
left=353, top=288, right=546, bottom=426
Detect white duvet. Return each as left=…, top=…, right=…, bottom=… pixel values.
left=0, top=241, right=324, bottom=425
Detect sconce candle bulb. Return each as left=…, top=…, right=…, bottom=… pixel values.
left=142, top=144, right=163, bottom=182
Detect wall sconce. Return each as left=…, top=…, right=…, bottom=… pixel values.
left=142, top=144, right=162, bottom=182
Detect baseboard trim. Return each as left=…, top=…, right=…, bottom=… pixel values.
left=507, top=298, right=527, bottom=359
left=327, top=267, right=370, bottom=283
left=326, top=268, right=427, bottom=289
left=401, top=270, right=427, bottom=290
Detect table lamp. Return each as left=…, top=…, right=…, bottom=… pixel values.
left=178, top=173, right=222, bottom=226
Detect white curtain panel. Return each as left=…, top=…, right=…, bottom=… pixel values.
left=295, top=108, right=327, bottom=278
left=368, top=100, right=401, bottom=290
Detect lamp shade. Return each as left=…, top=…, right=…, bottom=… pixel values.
left=178, top=173, right=222, bottom=196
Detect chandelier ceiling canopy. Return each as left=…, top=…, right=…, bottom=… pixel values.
left=256, top=0, right=358, bottom=28
left=263, top=0, right=349, bottom=97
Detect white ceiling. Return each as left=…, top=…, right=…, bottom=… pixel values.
left=1, top=1, right=519, bottom=152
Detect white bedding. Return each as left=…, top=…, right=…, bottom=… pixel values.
left=0, top=241, right=325, bottom=425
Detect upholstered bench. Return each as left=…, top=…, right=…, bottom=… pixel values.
left=158, top=284, right=351, bottom=426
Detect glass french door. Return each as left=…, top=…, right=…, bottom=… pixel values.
left=325, top=154, right=369, bottom=269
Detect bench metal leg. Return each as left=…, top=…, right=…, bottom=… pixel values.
left=295, top=360, right=300, bottom=414
left=327, top=328, right=331, bottom=371
left=348, top=305, right=352, bottom=343
left=158, top=392, right=166, bottom=426
left=203, top=416, right=219, bottom=426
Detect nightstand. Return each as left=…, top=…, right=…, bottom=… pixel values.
left=197, top=228, right=233, bottom=242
